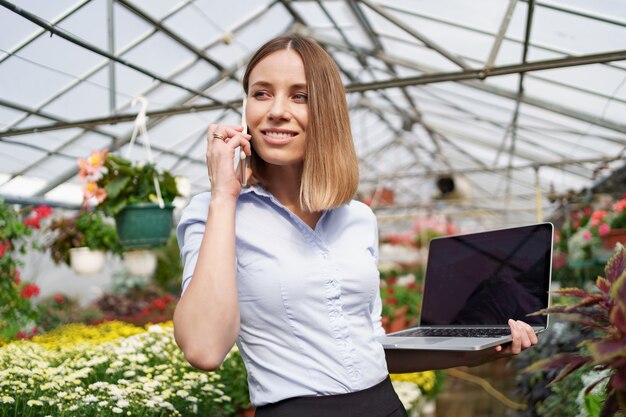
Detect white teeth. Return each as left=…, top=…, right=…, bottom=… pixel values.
left=264, top=131, right=295, bottom=139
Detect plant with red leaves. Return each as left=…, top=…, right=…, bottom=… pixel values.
left=526, top=247, right=626, bottom=416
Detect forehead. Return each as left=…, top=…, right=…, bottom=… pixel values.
left=248, top=49, right=306, bottom=85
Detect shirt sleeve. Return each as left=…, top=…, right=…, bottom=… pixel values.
left=176, top=192, right=211, bottom=294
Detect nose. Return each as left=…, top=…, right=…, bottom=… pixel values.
left=268, top=95, right=291, bottom=121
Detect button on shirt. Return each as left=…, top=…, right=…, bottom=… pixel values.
left=177, top=185, right=388, bottom=406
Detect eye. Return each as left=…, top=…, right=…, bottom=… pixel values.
left=252, top=90, right=270, bottom=99
left=293, top=92, right=308, bottom=102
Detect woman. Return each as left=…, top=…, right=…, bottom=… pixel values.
left=173, top=35, right=537, bottom=417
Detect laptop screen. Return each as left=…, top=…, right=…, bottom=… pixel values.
left=420, top=223, right=553, bottom=327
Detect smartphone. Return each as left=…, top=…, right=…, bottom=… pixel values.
left=237, top=96, right=248, bottom=186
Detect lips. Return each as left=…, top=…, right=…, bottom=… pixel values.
left=260, top=129, right=298, bottom=145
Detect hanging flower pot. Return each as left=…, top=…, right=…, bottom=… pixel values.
left=123, top=249, right=158, bottom=277
left=69, top=247, right=106, bottom=275
left=114, top=203, right=175, bottom=249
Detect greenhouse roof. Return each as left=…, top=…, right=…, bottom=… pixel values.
left=1, top=0, right=625, bottom=233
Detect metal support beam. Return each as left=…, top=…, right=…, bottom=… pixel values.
left=346, top=49, right=626, bottom=91
left=107, top=0, right=116, bottom=113
left=360, top=155, right=625, bottom=184
left=0, top=100, right=240, bottom=137
left=0, top=194, right=80, bottom=210
left=0, top=0, right=233, bottom=108
left=358, top=0, right=468, bottom=69
left=503, top=0, right=535, bottom=208
left=117, top=0, right=229, bottom=73
left=484, top=0, right=517, bottom=70
left=0, top=0, right=90, bottom=65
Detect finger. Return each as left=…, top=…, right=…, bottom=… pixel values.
left=517, top=320, right=538, bottom=346
left=508, top=319, right=522, bottom=354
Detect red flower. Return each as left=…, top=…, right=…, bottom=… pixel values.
left=163, top=294, right=174, bottom=303
left=387, top=287, right=395, bottom=295
left=386, top=276, right=397, bottom=285
left=13, top=269, right=21, bottom=285
left=19, top=283, right=40, bottom=299
left=387, top=297, right=398, bottom=306
left=407, top=282, right=417, bottom=290
left=15, top=331, right=27, bottom=340
left=54, top=294, right=64, bottom=304
left=151, top=299, right=166, bottom=310
left=0, top=243, right=4, bottom=258
left=140, top=309, right=151, bottom=317
left=23, top=216, right=40, bottom=229
left=34, top=205, right=52, bottom=219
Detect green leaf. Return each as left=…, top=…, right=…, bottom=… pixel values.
left=105, top=176, right=131, bottom=200
left=584, top=392, right=604, bottom=417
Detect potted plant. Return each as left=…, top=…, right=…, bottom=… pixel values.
left=79, top=149, right=180, bottom=249
left=602, top=194, right=626, bottom=249
left=526, top=247, right=626, bottom=416
left=47, top=210, right=122, bottom=275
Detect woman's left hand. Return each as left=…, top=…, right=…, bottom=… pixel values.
left=472, top=319, right=539, bottom=365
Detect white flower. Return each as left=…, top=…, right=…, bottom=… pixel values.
left=112, top=407, right=123, bottom=414
left=391, top=380, right=421, bottom=411
left=176, top=389, right=189, bottom=398
left=117, top=399, right=130, bottom=408
left=27, top=399, right=44, bottom=407
left=148, top=325, right=164, bottom=333
left=0, top=396, right=15, bottom=404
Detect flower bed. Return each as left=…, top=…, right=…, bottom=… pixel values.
left=0, top=321, right=249, bottom=417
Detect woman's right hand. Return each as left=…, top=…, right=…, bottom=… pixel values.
left=206, top=124, right=252, bottom=200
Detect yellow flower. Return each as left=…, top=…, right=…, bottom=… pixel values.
left=390, top=371, right=437, bottom=393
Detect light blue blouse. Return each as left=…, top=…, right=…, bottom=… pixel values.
left=177, top=185, right=388, bottom=406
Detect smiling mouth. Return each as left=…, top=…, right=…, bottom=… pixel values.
left=260, top=129, right=298, bottom=144
left=261, top=130, right=297, bottom=139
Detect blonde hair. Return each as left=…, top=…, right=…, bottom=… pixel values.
left=242, top=35, right=359, bottom=212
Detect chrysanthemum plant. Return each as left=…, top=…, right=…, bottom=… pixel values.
left=526, top=247, right=626, bottom=416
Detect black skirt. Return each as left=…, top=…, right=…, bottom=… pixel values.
left=254, top=376, right=408, bottom=417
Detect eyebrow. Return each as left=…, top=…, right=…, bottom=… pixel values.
left=250, top=81, right=307, bottom=90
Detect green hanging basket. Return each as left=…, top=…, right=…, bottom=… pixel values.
left=114, top=203, right=175, bottom=249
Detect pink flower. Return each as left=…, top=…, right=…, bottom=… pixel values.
left=582, top=231, right=592, bottom=241
left=82, top=182, right=107, bottom=204
left=614, top=199, right=626, bottom=213
left=598, top=223, right=611, bottom=236
left=590, top=210, right=606, bottom=226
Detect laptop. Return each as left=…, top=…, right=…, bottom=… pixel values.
left=377, top=222, right=553, bottom=351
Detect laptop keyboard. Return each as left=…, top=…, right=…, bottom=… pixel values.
left=390, top=328, right=511, bottom=338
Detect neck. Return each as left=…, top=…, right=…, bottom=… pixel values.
left=264, top=163, right=323, bottom=230
left=264, top=164, right=303, bottom=209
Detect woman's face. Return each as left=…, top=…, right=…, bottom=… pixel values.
left=246, top=49, right=308, bottom=168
